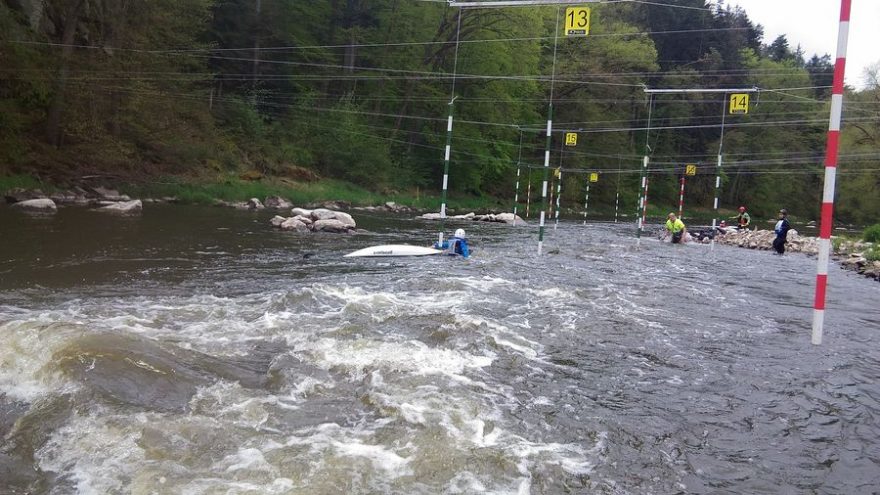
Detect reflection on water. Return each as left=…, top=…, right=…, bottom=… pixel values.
left=1, top=204, right=879, bottom=494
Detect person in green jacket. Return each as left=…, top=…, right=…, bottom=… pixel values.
left=731, top=206, right=751, bottom=230
left=665, top=212, right=687, bottom=244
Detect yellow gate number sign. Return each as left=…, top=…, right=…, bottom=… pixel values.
left=729, top=93, right=749, bottom=114
left=685, top=164, right=697, bottom=176
left=589, top=172, right=599, bottom=183
left=564, top=132, right=578, bottom=146
left=564, top=7, right=591, bottom=36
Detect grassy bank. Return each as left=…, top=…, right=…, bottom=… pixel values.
left=1, top=174, right=510, bottom=213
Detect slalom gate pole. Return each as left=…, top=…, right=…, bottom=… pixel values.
left=678, top=175, right=686, bottom=218
left=637, top=96, right=654, bottom=241
left=711, top=97, right=727, bottom=251
left=538, top=8, right=560, bottom=255
left=438, top=11, right=462, bottom=246
left=554, top=170, right=562, bottom=230
left=582, top=178, right=590, bottom=225
left=526, top=168, right=532, bottom=218
left=512, top=129, right=524, bottom=225
left=813, top=0, right=851, bottom=345
left=614, top=156, right=621, bottom=223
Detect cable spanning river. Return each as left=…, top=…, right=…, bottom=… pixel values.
left=1, top=205, right=878, bottom=494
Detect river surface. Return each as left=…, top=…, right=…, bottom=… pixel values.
left=1, top=205, right=878, bottom=495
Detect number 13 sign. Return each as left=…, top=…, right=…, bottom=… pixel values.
left=564, top=7, right=591, bottom=36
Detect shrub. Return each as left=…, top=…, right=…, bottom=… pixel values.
left=863, top=224, right=880, bottom=243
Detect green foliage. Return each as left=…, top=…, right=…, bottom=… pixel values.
left=0, top=174, right=45, bottom=192
left=0, top=0, right=877, bottom=222
left=863, top=224, right=880, bottom=244
left=865, top=246, right=880, bottom=262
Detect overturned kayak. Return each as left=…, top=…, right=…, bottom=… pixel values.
left=344, top=244, right=443, bottom=258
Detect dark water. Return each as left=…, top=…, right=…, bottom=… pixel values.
left=1, top=205, right=878, bottom=494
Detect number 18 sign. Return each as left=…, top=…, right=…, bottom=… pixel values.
left=564, top=7, right=591, bottom=36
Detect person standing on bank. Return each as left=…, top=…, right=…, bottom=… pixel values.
left=731, top=206, right=751, bottom=230
left=665, top=213, right=687, bottom=244
left=772, top=209, right=791, bottom=254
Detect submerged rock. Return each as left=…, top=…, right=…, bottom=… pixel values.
left=4, top=188, right=47, bottom=204
left=99, top=199, right=143, bottom=214
left=10, top=198, right=57, bottom=211
left=280, top=217, right=310, bottom=232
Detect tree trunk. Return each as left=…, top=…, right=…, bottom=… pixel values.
left=45, top=0, right=85, bottom=147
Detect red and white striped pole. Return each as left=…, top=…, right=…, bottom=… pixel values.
left=641, top=177, right=650, bottom=227
left=678, top=176, right=686, bottom=218
left=813, top=0, right=851, bottom=345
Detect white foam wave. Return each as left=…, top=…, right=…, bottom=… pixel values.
left=302, top=337, right=494, bottom=380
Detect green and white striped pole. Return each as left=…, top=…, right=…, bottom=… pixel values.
left=512, top=129, right=524, bottom=225
left=637, top=96, right=653, bottom=242
left=438, top=11, right=462, bottom=246
left=538, top=8, right=560, bottom=255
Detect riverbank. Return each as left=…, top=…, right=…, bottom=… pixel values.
left=0, top=174, right=508, bottom=214
left=715, top=229, right=880, bottom=282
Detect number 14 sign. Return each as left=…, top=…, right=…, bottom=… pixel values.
left=564, top=7, right=591, bottom=36
left=729, top=93, right=749, bottom=114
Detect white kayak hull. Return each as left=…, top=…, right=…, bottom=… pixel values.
left=344, top=244, right=443, bottom=258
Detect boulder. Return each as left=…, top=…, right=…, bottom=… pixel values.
left=291, top=207, right=312, bottom=218
left=5, top=188, right=46, bottom=204
left=269, top=215, right=287, bottom=227
left=293, top=215, right=313, bottom=226
left=264, top=196, right=294, bottom=209
left=312, top=219, right=351, bottom=233
left=864, top=261, right=880, bottom=280
left=246, top=198, right=264, bottom=210
left=49, top=191, right=83, bottom=205
left=99, top=199, right=142, bottom=213
left=332, top=211, right=356, bottom=228
left=90, top=186, right=125, bottom=201
left=310, top=208, right=338, bottom=221
left=10, top=198, right=57, bottom=211
left=280, top=218, right=309, bottom=232
left=494, top=213, right=527, bottom=225
left=420, top=213, right=442, bottom=220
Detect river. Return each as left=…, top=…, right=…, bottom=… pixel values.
left=1, top=205, right=878, bottom=494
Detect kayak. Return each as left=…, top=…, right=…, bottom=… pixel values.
left=344, top=244, right=444, bottom=258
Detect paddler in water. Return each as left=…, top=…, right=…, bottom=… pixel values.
left=434, top=228, right=470, bottom=258
left=664, top=213, right=687, bottom=244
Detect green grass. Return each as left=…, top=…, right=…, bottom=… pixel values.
left=863, top=224, right=880, bottom=243
left=0, top=174, right=48, bottom=192
left=865, top=245, right=880, bottom=262
left=119, top=176, right=509, bottom=211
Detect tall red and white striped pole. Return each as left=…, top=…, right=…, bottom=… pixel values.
left=641, top=177, right=649, bottom=227
left=813, top=0, right=851, bottom=345
left=678, top=176, right=686, bottom=218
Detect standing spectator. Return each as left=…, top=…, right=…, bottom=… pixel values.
left=772, top=209, right=791, bottom=254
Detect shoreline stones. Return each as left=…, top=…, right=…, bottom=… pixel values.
left=715, top=228, right=878, bottom=282
left=10, top=198, right=57, bottom=212
left=270, top=207, right=357, bottom=234
left=98, top=199, right=143, bottom=214
left=418, top=211, right=527, bottom=225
